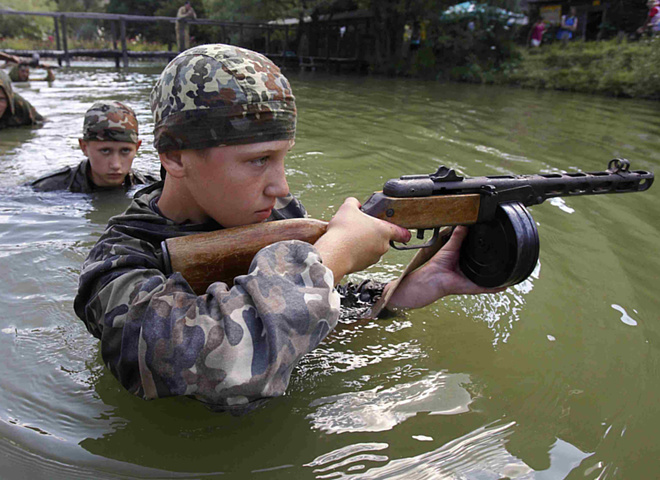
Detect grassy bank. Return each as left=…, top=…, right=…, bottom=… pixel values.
left=0, top=37, right=170, bottom=52
left=505, top=38, right=660, bottom=100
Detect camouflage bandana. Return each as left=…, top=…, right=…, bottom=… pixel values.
left=150, top=44, right=296, bottom=152
left=82, top=101, right=139, bottom=144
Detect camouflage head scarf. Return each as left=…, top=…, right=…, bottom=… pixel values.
left=150, top=44, right=296, bottom=153
left=82, top=101, right=139, bottom=144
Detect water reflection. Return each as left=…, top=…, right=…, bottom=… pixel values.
left=307, top=372, right=472, bottom=434
left=306, top=422, right=593, bottom=479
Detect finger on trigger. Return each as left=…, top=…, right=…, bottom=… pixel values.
left=389, top=223, right=411, bottom=243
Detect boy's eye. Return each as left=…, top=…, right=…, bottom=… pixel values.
left=121, top=148, right=131, bottom=154
left=100, top=149, right=111, bottom=154
left=251, top=156, right=268, bottom=166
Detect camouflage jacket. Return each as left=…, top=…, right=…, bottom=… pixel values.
left=0, top=70, right=43, bottom=130
left=29, top=160, right=157, bottom=193
left=74, top=183, right=347, bottom=411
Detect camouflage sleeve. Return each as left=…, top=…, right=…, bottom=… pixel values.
left=75, top=235, right=340, bottom=412
left=128, top=169, right=158, bottom=186
left=28, top=166, right=75, bottom=192
left=13, top=92, right=43, bottom=125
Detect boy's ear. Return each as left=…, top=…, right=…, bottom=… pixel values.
left=135, top=140, right=142, bottom=151
left=159, top=150, right=185, bottom=179
left=78, top=139, right=88, bottom=157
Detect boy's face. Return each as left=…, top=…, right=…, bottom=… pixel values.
left=0, top=88, right=7, bottom=118
left=79, top=139, right=141, bottom=187
left=17, top=66, right=29, bottom=82
left=178, top=139, right=292, bottom=227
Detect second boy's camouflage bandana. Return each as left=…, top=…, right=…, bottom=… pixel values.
left=150, top=43, right=296, bottom=152
left=82, top=101, right=139, bottom=144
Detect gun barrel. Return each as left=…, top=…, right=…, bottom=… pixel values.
left=383, top=164, right=654, bottom=207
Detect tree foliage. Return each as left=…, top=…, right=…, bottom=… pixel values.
left=0, top=0, right=58, bottom=39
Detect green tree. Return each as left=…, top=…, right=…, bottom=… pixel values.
left=0, top=0, right=58, bottom=40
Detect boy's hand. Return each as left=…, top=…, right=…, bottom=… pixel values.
left=385, top=226, right=507, bottom=309
left=314, top=197, right=411, bottom=283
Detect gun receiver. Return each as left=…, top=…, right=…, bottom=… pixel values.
left=163, top=159, right=653, bottom=293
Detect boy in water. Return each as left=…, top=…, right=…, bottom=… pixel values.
left=9, top=63, right=55, bottom=83
left=0, top=70, right=43, bottom=130
left=74, top=44, right=501, bottom=412
left=30, top=101, right=155, bottom=193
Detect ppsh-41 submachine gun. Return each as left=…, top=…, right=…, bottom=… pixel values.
left=162, top=159, right=653, bottom=294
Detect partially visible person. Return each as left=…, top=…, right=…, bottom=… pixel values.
left=176, top=1, right=197, bottom=51
left=557, top=7, right=579, bottom=43
left=0, top=70, right=44, bottom=130
left=9, top=63, right=55, bottom=83
left=637, top=0, right=660, bottom=35
left=0, top=52, right=21, bottom=64
left=529, top=18, right=546, bottom=47
left=29, top=101, right=156, bottom=193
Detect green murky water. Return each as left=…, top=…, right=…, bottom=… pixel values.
left=0, top=63, right=658, bottom=479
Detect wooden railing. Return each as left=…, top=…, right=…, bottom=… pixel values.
left=0, top=9, right=367, bottom=71
left=0, top=9, right=296, bottom=68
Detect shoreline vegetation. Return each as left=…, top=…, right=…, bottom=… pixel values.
left=3, top=37, right=660, bottom=101
left=501, top=38, right=660, bottom=101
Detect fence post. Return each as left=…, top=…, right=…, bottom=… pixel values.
left=120, top=17, right=129, bottom=68
left=111, top=20, right=120, bottom=68
left=239, top=23, right=244, bottom=47
left=61, top=15, right=70, bottom=67
left=266, top=25, right=270, bottom=54
left=284, top=25, right=289, bottom=54
left=325, top=24, right=330, bottom=66
left=53, top=15, right=62, bottom=66
left=177, top=19, right=187, bottom=52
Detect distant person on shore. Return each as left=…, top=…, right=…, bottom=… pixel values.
left=176, top=1, right=197, bottom=51
left=529, top=18, right=546, bottom=47
left=29, top=101, right=156, bottom=193
left=637, top=0, right=660, bottom=35
left=0, top=70, right=44, bottom=130
left=8, top=63, right=55, bottom=83
left=557, top=7, right=579, bottom=43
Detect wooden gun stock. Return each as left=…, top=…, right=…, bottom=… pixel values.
left=162, top=194, right=480, bottom=295
left=163, top=218, right=329, bottom=294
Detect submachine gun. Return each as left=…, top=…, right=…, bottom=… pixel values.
left=162, top=159, right=653, bottom=294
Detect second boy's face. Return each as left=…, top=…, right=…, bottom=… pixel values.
left=181, top=140, right=293, bottom=227
left=79, top=139, right=141, bottom=187
left=17, top=67, right=29, bottom=82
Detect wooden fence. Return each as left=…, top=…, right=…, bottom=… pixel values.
left=0, top=9, right=368, bottom=72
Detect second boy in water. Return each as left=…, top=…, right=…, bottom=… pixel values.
left=30, top=101, right=156, bottom=193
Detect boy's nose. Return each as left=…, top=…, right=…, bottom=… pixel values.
left=265, top=165, right=289, bottom=198
left=108, top=155, right=123, bottom=171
